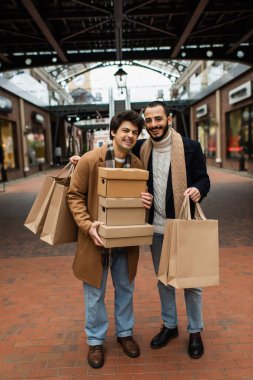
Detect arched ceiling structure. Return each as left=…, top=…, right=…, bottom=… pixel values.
left=45, top=60, right=190, bottom=87
left=0, top=0, right=252, bottom=72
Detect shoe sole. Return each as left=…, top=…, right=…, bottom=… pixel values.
left=150, top=333, right=179, bottom=349
left=188, top=350, right=204, bottom=359
left=88, top=360, right=104, bottom=369
left=87, top=358, right=104, bottom=369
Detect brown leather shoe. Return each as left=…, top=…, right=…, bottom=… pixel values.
left=117, top=336, right=140, bottom=358
left=87, top=345, right=104, bottom=368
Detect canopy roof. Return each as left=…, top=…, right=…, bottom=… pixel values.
left=0, top=0, right=252, bottom=72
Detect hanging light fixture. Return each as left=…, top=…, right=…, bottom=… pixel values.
left=114, top=63, right=128, bottom=93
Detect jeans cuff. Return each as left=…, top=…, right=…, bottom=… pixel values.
left=187, top=327, right=203, bottom=334
left=163, top=323, right=178, bottom=329
left=87, top=339, right=104, bottom=346
left=116, top=331, right=133, bottom=338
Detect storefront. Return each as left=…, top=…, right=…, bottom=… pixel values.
left=222, top=74, right=253, bottom=174
left=25, top=111, right=49, bottom=170
left=195, top=104, right=217, bottom=160
left=23, top=103, right=52, bottom=174
left=190, top=69, right=253, bottom=174
left=0, top=88, right=52, bottom=180
left=191, top=95, right=219, bottom=167
left=0, top=91, right=23, bottom=180
left=197, top=120, right=217, bottom=159
left=225, top=99, right=253, bottom=173
left=0, top=118, right=17, bottom=171
left=65, top=123, right=83, bottom=158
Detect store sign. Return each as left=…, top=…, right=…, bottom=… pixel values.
left=32, top=112, right=45, bottom=124
left=229, top=81, right=252, bottom=104
left=0, top=96, right=13, bottom=113
left=196, top=104, right=208, bottom=118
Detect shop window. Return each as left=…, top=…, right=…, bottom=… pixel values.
left=226, top=105, right=253, bottom=161
left=0, top=119, right=17, bottom=169
left=197, top=119, right=216, bottom=158
left=26, top=131, right=46, bottom=165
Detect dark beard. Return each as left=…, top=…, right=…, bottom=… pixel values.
left=149, top=124, right=169, bottom=142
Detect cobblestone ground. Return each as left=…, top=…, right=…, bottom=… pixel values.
left=0, top=167, right=253, bottom=379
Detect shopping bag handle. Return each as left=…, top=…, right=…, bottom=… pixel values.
left=178, top=195, right=206, bottom=220
left=195, top=202, right=206, bottom=220
left=178, top=195, right=191, bottom=220
left=55, top=162, right=75, bottom=179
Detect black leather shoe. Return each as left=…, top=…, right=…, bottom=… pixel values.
left=87, top=345, right=104, bottom=368
left=117, top=336, right=140, bottom=358
left=188, top=332, right=204, bottom=359
left=150, top=325, right=179, bottom=349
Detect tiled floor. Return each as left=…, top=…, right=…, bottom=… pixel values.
left=0, top=167, right=253, bottom=379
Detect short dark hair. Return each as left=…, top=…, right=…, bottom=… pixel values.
left=143, top=101, right=170, bottom=117
left=110, top=109, right=144, bottom=139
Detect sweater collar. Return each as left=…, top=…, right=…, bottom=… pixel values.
left=151, top=128, right=172, bottom=149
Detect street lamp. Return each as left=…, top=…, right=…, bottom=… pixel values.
left=114, top=64, right=128, bottom=94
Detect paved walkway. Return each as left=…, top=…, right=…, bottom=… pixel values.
left=0, top=167, right=253, bottom=380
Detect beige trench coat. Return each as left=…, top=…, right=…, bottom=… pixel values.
left=67, top=144, right=144, bottom=288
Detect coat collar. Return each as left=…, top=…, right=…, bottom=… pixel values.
left=98, top=144, right=107, bottom=166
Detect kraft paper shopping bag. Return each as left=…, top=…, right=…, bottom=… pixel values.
left=24, top=163, right=73, bottom=234
left=158, top=196, right=219, bottom=289
left=40, top=178, right=78, bottom=245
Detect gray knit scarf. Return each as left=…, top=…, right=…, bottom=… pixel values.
left=104, top=140, right=131, bottom=168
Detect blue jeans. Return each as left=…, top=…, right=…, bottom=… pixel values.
left=151, top=233, right=203, bottom=333
left=83, top=248, right=135, bottom=346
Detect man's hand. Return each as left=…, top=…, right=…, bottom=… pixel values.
left=184, top=187, right=201, bottom=203
left=140, top=192, right=153, bottom=209
left=88, top=221, right=104, bottom=247
left=70, top=155, right=81, bottom=165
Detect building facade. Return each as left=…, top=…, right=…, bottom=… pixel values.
left=190, top=69, right=253, bottom=174
left=0, top=88, right=52, bottom=180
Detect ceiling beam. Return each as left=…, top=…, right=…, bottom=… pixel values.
left=125, top=0, right=156, bottom=14
left=191, top=14, right=253, bottom=36
left=226, top=28, right=253, bottom=54
left=21, top=0, right=68, bottom=63
left=171, top=0, right=210, bottom=58
left=61, top=18, right=111, bottom=42
left=114, top=0, right=123, bottom=60
left=1, top=45, right=253, bottom=71
left=70, top=0, right=111, bottom=15
left=125, top=17, right=176, bottom=37
left=0, top=28, right=44, bottom=40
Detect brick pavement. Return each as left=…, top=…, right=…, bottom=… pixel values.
left=0, top=167, right=253, bottom=379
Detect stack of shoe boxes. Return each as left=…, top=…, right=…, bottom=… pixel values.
left=97, top=167, right=154, bottom=248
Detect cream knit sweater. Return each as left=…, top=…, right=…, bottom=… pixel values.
left=152, top=131, right=172, bottom=234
